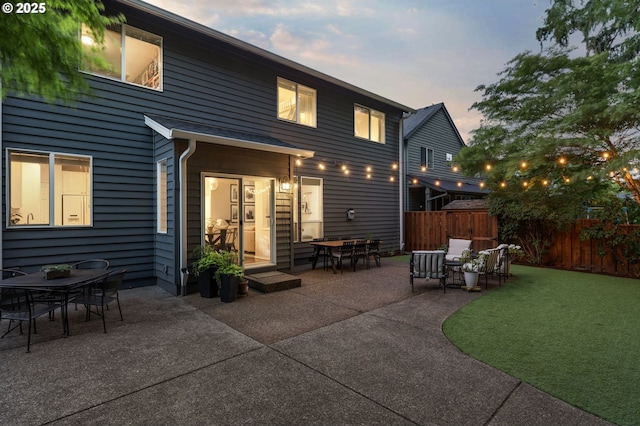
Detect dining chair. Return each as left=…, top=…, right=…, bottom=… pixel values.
left=366, top=239, right=381, bottom=268
left=351, top=240, right=368, bottom=271
left=73, top=269, right=127, bottom=333
left=410, top=250, right=447, bottom=293
left=70, top=259, right=110, bottom=270
left=0, top=287, right=65, bottom=352
left=67, top=259, right=110, bottom=311
left=224, top=228, right=237, bottom=251
left=332, top=241, right=354, bottom=274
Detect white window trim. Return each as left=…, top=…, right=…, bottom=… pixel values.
left=80, top=24, right=163, bottom=91
left=277, top=77, right=317, bottom=127
left=297, top=176, right=324, bottom=242
left=354, top=104, right=385, bottom=144
left=6, top=149, right=93, bottom=228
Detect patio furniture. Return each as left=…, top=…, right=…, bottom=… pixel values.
left=367, top=239, right=381, bottom=268
left=495, top=244, right=510, bottom=283
left=332, top=241, right=355, bottom=274
left=1, top=287, right=66, bottom=353
left=410, top=250, right=447, bottom=293
left=477, top=249, right=501, bottom=289
left=224, top=227, right=237, bottom=251
left=446, top=238, right=472, bottom=262
left=351, top=240, right=368, bottom=271
left=73, top=269, right=127, bottom=333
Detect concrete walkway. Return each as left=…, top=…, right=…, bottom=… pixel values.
left=0, top=259, right=612, bottom=425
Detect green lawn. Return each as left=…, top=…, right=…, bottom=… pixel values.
left=443, top=265, right=640, bottom=426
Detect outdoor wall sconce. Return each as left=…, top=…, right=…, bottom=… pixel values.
left=280, top=176, right=291, bottom=191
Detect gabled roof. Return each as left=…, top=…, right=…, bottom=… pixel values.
left=116, top=0, right=414, bottom=114
left=403, top=102, right=466, bottom=146
left=145, top=114, right=315, bottom=158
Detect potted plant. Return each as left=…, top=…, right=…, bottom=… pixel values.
left=461, top=250, right=489, bottom=288
left=214, top=250, right=244, bottom=303
left=191, top=246, right=225, bottom=298
left=40, top=264, right=71, bottom=280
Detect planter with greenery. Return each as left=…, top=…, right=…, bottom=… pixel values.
left=191, top=246, right=226, bottom=298
left=40, top=264, right=71, bottom=280
left=214, top=252, right=244, bottom=303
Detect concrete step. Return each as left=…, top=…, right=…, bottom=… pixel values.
left=245, top=271, right=302, bottom=293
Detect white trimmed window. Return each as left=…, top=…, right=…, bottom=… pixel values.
left=8, top=150, right=92, bottom=227
left=157, top=160, right=168, bottom=233
left=81, top=24, right=163, bottom=90
left=354, top=104, right=385, bottom=143
left=277, top=77, right=317, bottom=127
left=293, top=176, right=323, bottom=242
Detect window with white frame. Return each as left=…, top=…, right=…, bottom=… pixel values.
left=420, top=147, right=434, bottom=169
left=81, top=24, right=162, bottom=90
left=157, top=159, right=168, bottom=233
left=354, top=104, right=385, bottom=143
left=294, top=176, right=323, bottom=242
left=277, top=77, right=317, bottom=127
left=9, top=150, right=92, bottom=227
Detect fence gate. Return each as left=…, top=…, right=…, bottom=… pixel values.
left=404, top=210, right=497, bottom=253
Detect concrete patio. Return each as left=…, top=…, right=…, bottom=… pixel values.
left=0, top=258, right=612, bottom=425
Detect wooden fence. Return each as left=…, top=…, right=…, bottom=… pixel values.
left=404, top=210, right=498, bottom=253
left=543, top=220, right=640, bottom=278
left=405, top=213, right=640, bottom=279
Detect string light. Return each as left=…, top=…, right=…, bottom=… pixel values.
left=452, top=166, right=459, bottom=172
left=456, top=182, right=462, bottom=187
left=421, top=166, right=427, bottom=172
left=389, top=176, right=395, bottom=182
left=479, top=182, right=485, bottom=188
left=295, top=158, right=302, bottom=166
left=485, top=164, right=492, bottom=171
left=542, top=180, right=549, bottom=186
left=391, top=163, right=398, bottom=170
left=558, top=157, right=567, bottom=165
left=318, top=163, right=325, bottom=170
left=520, top=161, right=527, bottom=168
left=500, top=182, right=506, bottom=188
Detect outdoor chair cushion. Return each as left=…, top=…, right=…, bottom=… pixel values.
left=446, top=239, right=472, bottom=261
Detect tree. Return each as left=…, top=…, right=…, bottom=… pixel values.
left=0, top=0, right=124, bottom=103
left=457, top=0, right=640, bottom=210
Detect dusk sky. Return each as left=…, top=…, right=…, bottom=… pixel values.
left=145, top=0, right=548, bottom=142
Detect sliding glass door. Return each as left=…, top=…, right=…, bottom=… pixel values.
left=202, top=175, right=275, bottom=269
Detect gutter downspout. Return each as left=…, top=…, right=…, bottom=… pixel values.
left=179, top=139, right=197, bottom=296
left=398, top=114, right=407, bottom=253
left=0, top=78, right=3, bottom=270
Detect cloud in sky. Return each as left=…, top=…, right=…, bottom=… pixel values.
left=145, top=0, right=546, bottom=142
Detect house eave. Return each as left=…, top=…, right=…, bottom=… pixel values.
left=115, top=0, right=415, bottom=114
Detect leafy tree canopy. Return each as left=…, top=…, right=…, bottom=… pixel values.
left=456, top=0, right=640, bottom=215
left=0, top=0, right=124, bottom=103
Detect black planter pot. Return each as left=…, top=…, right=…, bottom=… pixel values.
left=198, top=268, right=218, bottom=298
left=219, top=274, right=239, bottom=303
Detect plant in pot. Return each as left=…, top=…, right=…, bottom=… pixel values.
left=214, top=250, right=244, bottom=303
left=461, top=251, right=489, bottom=288
left=40, top=264, right=71, bottom=280
left=191, top=246, right=225, bottom=298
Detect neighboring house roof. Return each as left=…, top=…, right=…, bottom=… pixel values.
left=441, top=199, right=489, bottom=210
left=408, top=175, right=488, bottom=195
left=145, top=114, right=315, bottom=158
left=118, top=0, right=414, bottom=114
left=403, top=102, right=466, bottom=145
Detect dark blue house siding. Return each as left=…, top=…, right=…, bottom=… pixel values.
left=2, top=0, right=410, bottom=290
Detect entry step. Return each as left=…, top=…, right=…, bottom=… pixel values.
left=245, top=271, right=301, bottom=293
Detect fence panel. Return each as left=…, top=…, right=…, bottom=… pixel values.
left=542, top=220, right=639, bottom=278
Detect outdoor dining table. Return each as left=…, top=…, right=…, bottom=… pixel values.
left=309, top=239, right=379, bottom=274
left=0, top=268, right=111, bottom=336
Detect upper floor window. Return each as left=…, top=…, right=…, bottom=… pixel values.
left=354, top=105, right=385, bottom=143
left=277, top=78, right=317, bottom=127
left=8, top=150, right=92, bottom=227
left=81, top=24, right=162, bottom=90
left=420, top=147, right=434, bottom=169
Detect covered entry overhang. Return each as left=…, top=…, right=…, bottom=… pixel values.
left=144, top=114, right=315, bottom=158
left=145, top=114, right=315, bottom=295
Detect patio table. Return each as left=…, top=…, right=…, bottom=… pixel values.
left=0, top=268, right=111, bottom=336
left=309, top=240, right=379, bottom=274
